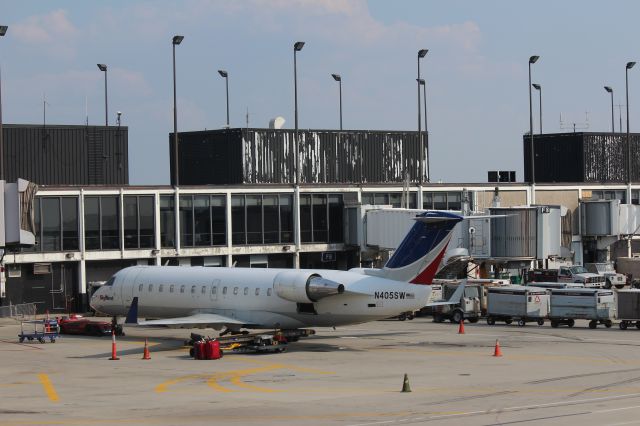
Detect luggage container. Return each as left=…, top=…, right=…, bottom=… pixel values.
left=549, top=288, right=614, bottom=329
left=617, top=289, right=640, bottom=330
left=486, top=285, right=549, bottom=326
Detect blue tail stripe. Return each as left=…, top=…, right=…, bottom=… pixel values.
left=385, top=211, right=461, bottom=269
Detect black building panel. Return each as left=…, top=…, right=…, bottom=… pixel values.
left=523, top=132, right=640, bottom=183
left=3, top=124, right=128, bottom=185
left=172, top=128, right=426, bottom=185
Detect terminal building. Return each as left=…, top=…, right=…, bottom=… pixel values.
left=2, top=125, right=640, bottom=314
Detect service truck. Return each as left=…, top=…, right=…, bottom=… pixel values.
left=585, top=263, right=626, bottom=289
left=432, top=282, right=482, bottom=324
left=528, top=266, right=606, bottom=288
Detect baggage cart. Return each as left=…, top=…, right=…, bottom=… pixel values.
left=18, top=319, right=59, bottom=343
left=548, top=288, right=614, bottom=329
left=486, top=285, right=549, bottom=326
left=617, top=289, right=640, bottom=330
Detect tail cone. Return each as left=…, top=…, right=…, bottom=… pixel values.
left=401, top=373, right=411, bottom=393
left=109, top=330, right=120, bottom=360
left=142, top=338, right=151, bottom=360
left=493, top=339, right=503, bottom=357
left=458, top=319, right=465, bottom=334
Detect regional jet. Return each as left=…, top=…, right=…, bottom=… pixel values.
left=90, top=211, right=463, bottom=332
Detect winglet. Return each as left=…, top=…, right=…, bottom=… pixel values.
left=125, top=297, right=139, bottom=324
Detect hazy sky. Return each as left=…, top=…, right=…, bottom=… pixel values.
left=2, top=1, right=638, bottom=184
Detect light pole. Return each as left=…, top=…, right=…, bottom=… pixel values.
left=293, top=41, right=305, bottom=185
left=0, top=25, right=7, bottom=181
left=528, top=55, right=539, bottom=188
left=627, top=62, right=635, bottom=186
left=331, top=74, right=342, bottom=130
left=172, top=35, right=184, bottom=186
left=97, top=64, right=108, bottom=126
left=604, top=86, right=614, bottom=133
left=532, top=83, right=542, bottom=134
left=417, top=49, right=428, bottom=185
left=417, top=78, right=429, bottom=182
left=217, top=70, right=229, bottom=127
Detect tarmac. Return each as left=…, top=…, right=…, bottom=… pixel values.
left=2, top=316, right=640, bottom=425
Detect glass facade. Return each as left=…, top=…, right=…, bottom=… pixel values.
left=160, top=195, right=175, bottom=248
left=300, top=194, right=344, bottom=243
left=179, top=194, right=227, bottom=247
left=123, top=195, right=155, bottom=249
left=231, top=194, right=294, bottom=245
left=84, top=196, right=120, bottom=250
left=423, top=191, right=465, bottom=211
left=589, top=189, right=627, bottom=203
left=361, top=192, right=417, bottom=209
left=31, top=196, right=79, bottom=252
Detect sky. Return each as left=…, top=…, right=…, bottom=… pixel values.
left=1, top=0, right=639, bottom=184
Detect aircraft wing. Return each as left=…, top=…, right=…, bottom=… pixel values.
left=124, top=297, right=255, bottom=328
left=135, top=314, right=251, bottom=329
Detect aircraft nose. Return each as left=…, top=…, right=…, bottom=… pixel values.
left=90, top=288, right=102, bottom=311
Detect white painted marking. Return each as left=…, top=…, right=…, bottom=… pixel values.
left=595, top=404, right=640, bottom=414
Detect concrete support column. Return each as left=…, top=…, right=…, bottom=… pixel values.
left=417, top=185, right=423, bottom=209
left=225, top=191, right=232, bottom=267
left=293, top=185, right=301, bottom=269
left=119, top=188, right=125, bottom=257
left=174, top=187, right=181, bottom=256
left=79, top=259, right=87, bottom=311
left=154, top=192, right=161, bottom=266
left=78, top=189, right=87, bottom=310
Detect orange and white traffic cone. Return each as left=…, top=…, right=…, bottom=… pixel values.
left=493, top=339, right=503, bottom=357
left=458, top=319, right=465, bottom=334
left=142, top=338, right=151, bottom=360
left=109, top=330, right=120, bottom=360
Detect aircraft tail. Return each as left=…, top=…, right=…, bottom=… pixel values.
left=381, top=211, right=463, bottom=284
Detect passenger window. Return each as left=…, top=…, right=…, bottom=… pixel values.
left=244, top=287, right=249, bottom=296
left=191, top=285, right=196, bottom=294
left=138, top=284, right=143, bottom=292
left=255, top=288, right=260, bottom=296
left=267, top=288, right=272, bottom=296
left=170, top=284, right=174, bottom=293
left=180, top=285, right=185, bottom=293
left=201, top=286, right=206, bottom=294
left=233, top=287, right=239, bottom=295
left=223, top=287, right=227, bottom=295
left=159, top=284, right=164, bottom=293
left=148, top=284, right=153, bottom=292
left=212, top=286, right=217, bottom=295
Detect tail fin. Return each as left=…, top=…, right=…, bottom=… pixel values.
left=381, top=211, right=462, bottom=284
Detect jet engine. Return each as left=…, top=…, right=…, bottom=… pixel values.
left=273, top=270, right=345, bottom=303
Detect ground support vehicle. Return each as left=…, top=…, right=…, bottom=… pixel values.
left=486, top=286, right=549, bottom=326
left=432, top=283, right=482, bottom=324
left=585, top=263, right=626, bottom=289
left=548, top=288, right=614, bottom=328
left=187, top=329, right=315, bottom=355
left=528, top=267, right=606, bottom=288
left=18, top=319, right=59, bottom=343
left=617, top=289, right=640, bottom=330
left=58, top=316, right=115, bottom=336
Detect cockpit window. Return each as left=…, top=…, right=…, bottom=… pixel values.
left=104, top=277, right=116, bottom=286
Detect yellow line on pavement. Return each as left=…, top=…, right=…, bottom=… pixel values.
left=37, top=373, right=59, bottom=402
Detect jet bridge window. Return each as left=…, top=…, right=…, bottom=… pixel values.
left=201, top=286, right=206, bottom=294
left=212, top=286, right=217, bottom=295
left=255, top=288, right=260, bottom=296
left=233, top=287, right=239, bottom=295
left=267, top=288, right=272, bottom=296
left=223, top=287, right=228, bottom=295
left=244, top=287, right=249, bottom=296
left=191, top=285, right=196, bottom=294
left=159, top=284, right=164, bottom=293
left=148, top=284, right=153, bottom=292
left=170, top=285, right=175, bottom=293
left=138, top=284, right=143, bottom=292
left=180, top=285, right=185, bottom=293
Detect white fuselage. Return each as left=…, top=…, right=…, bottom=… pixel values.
left=91, top=266, right=431, bottom=329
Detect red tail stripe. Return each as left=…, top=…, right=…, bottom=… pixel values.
left=409, top=243, right=449, bottom=285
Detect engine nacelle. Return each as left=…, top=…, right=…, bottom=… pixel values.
left=273, top=270, right=345, bottom=303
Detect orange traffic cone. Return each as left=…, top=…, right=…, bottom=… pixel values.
left=458, top=319, right=465, bottom=334
left=142, top=338, right=151, bottom=360
left=493, top=339, right=503, bottom=357
left=109, top=330, right=120, bottom=360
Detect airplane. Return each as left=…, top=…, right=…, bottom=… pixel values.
left=90, top=210, right=464, bottom=332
